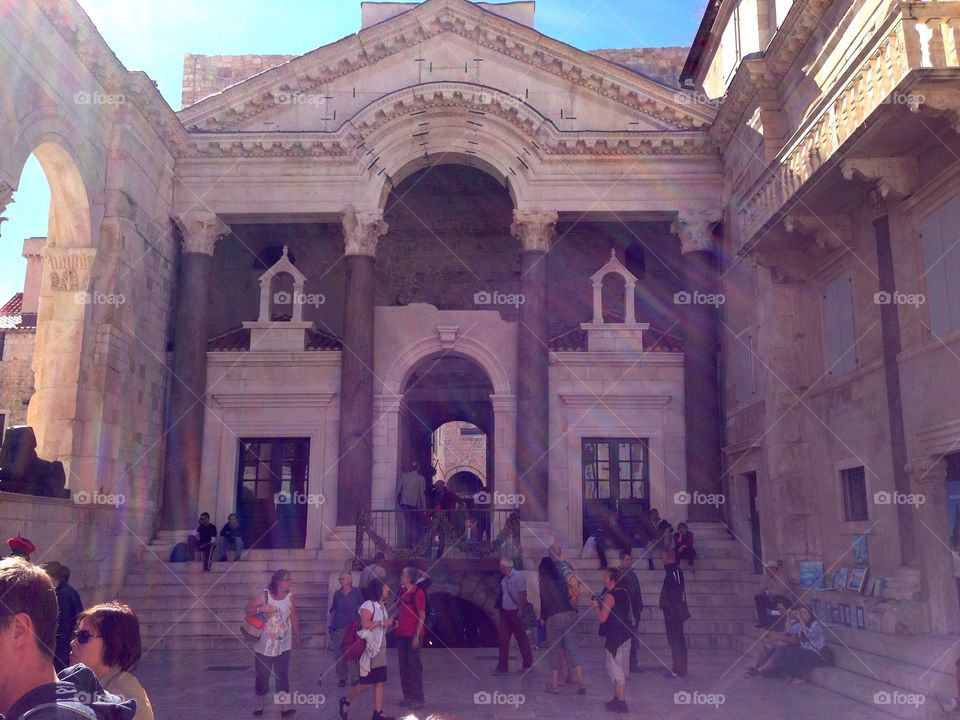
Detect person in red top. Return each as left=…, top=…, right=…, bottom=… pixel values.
left=673, top=523, right=696, bottom=571
left=395, top=566, right=426, bottom=709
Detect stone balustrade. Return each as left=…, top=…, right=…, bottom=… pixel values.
left=737, top=0, right=960, bottom=246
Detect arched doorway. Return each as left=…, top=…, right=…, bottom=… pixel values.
left=400, top=354, right=494, bottom=486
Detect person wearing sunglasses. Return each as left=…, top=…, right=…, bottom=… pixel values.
left=0, top=558, right=136, bottom=720
left=328, top=571, right=363, bottom=687
left=69, top=602, right=154, bottom=720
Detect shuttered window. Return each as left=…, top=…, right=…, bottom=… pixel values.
left=822, top=273, right=858, bottom=377
left=732, top=327, right=756, bottom=406
left=921, top=195, right=960, bottom=337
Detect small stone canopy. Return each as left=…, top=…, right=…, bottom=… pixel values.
left=254, top=245, right=307, bottom=323
left=589, top=249, right=638, bottom=324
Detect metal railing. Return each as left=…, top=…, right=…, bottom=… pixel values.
left=355, top=508, right=521, bottom=567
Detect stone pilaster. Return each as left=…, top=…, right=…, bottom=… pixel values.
left=160, top=211, right=230, bottom=530
left=337, top=207, right=388, bottom=525
left=906, top=458, right=959, bottom=634
left=511, top=210, right=556, bottom=521
left=672, top=212, right=723, bottom=521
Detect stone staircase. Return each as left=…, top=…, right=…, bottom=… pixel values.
left=124, top=531, right=355, bottom=651
left=120, top=524, right=959, bottom=718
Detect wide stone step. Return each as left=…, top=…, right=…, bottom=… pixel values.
left=140, top=619, right=329, bottom=638
left=142, top=634, right=329, bottom=651
left=130, top=592, right=329, bottom=609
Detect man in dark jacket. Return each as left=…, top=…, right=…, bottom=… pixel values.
left=618, top=550, right=643, bottom=672
left=0, top=557, right=136, bottom=720
left=658, top=548, right=688, bottom=679
left=40, top=561, right=83, bottom=673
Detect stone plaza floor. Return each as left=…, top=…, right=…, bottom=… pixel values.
left=138, top=645, right=897, bottom=719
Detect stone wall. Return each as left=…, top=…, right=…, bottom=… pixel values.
left=0, top=330, right=35, bottom=429
left=434, top=421, right=487, bottom=484
left=589, top=47, right=690, bottom=89
left=181, top=53, right=294, bottom=108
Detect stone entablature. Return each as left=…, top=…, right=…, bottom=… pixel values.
left=736, top=2, right=960, bottom=245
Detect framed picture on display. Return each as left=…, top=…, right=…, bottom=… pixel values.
left=841, top=603, right=852, bottom=626
left=856, top=605, right=865, bottom=629
left=799, top=561, right=825, bottom=590
left=847, top=566, right=869, bottom=593
left=833, top=567, right=849, bottom=591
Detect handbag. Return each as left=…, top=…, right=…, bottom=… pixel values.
left=241, top=591, right=268, bottom=642
left=519, top=601, right=537, bottom=631
left=340, top=617, right=366, bottom=661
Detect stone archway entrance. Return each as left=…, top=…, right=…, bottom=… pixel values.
left=399, top=353, right=495, bottom=495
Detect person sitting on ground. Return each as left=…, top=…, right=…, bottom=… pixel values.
left=648, top=509, right=674, bottom=552
left=746, top=605, right=827, bottom=683
left=0, top=557, right=136, bottom=720
left=631, top=505, right=660, bottom=570
left=69, top=602, right=155, bottom=720
left=193, top=512, right=217, bottom=572
left=754, top=562, right=790, bottom=629
left=595, top=509, right=632, bottom=569
left=41, top=561, right=84, bottom=672
left=217, top=513, right=244, bottom=562
left=673, top=523, right=696, bottom=571
left=592, top=568, right=632, bottom=714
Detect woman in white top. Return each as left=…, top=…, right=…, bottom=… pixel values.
left=245, top=569, right=300, bottom=717
left=69, top=602, right=154, bottom=720
left=339, top=577, right=396, bottom=720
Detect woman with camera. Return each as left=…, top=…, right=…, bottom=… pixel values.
left=591, top=568, right=632, bottom=714
left=745, top=605, right=828, bottom=683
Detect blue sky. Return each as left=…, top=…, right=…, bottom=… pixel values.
left=1, top=0, right=707, bottom=302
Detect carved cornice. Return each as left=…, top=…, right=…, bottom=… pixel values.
left=671, top=211, right=722, bottom=254
left=341, top=206, right=388, bottom=256
left=736, top=3, right=949, bottom=245
left=43, top=248, right=97, bottom=292
left=33, top=0, right=187, bottom=155
left=173, top=212, right=231, bottom=255
left=908, top=87, right=960, bottom=133
left=511, top=210, right=558, bottom=253
left=179, top=82, right=718, bottom=160
left=178, top=0, right=715, bottom=134
left=840, top=157, right=919, bottom=201
left=711, top=0, right=835, bottom=147
left=783, top=213, right=850, bottom=252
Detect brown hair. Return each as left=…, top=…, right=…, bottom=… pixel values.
left=77, top=602, right=142, bottom=671
left=605, top=567, right=621, bottom=585
left=0, top=557, right=57, bottom=658
left=268, top=568, right=291, bottom=594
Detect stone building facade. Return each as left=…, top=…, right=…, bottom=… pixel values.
left=1, top=0, right=958, bottom=644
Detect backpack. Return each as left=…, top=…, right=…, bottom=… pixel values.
left=169, top=542, right=189, bottom=563
left=402, top=587, right=436, bottom=632
left=339, top=617, right=365, bottom=660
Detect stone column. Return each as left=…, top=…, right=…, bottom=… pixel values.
left=671, top=213, right=723, bottom=521
left=510, top=210, right=557, bottom=522
left=907, top=458, right=960, bottom=634
left=336, top=207, right=388, bottom=526
left=160, top=211, right=230, bottom=530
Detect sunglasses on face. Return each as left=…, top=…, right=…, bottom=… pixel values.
left=72, top=630, right=101, bottom=644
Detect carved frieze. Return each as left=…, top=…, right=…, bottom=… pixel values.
left=44, top=248, right=97, bottom=292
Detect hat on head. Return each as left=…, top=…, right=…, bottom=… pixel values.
left=7, top=535, right=36, bottom=557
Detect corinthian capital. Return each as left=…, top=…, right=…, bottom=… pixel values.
left=341, top=206, right=388, bottom=256
left=671, top=211, right=721, bottom=255
left=510, top=210, right=558, bottom=252
left=173, top=211, right=231, bottom=255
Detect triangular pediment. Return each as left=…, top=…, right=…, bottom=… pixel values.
left=178, top=0, right=715, bottom=135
